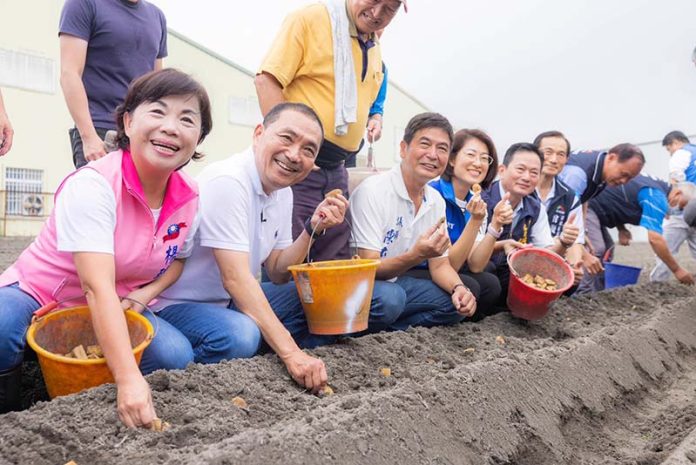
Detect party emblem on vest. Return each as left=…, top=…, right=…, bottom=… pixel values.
left=163, top=222, right=187, bottom=243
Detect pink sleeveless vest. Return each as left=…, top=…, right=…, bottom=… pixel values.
left=0, top=150, right=198, bottom=308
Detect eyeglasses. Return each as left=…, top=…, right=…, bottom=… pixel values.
left=461, top=149, right=494, bottom=166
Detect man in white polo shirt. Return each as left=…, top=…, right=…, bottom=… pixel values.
left=155, top=103, right=348, bottom=394
left=351, top=112, right=477, bottom=328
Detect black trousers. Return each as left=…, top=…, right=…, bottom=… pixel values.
left=68, top=127, right=111, bottom=169
left=404, top=267, right=502, bottom=320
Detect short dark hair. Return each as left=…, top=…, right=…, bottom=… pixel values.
left=442, top=128, right=498, bottom=189
left=263, top=102, right=324, bottom=140
left=662, top=131, right=690, bottom=146
left=608, top=143, right=645, bottom=164
left=503, top=142, right=544, bottom=167
left=403, top=112, right=454, bottom=146
left=115, top=68, right=213, bottom=161
left=533, top=130, right=571, bottom=155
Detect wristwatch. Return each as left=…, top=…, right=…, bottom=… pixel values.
left=304, top=217, right=325, bottom=237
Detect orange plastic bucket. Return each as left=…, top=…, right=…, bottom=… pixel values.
left=288, top=258, right=379, bottom=335
left=506, top=247, right=574, bottom=320
left=26, top=306, right=154, bottom=398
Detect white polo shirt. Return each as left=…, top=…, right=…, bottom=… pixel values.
left=155, top=148, right=293, bottom=309
left=351, top=164, right=448, bottom=262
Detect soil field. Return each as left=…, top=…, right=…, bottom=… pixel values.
left=1, top=238, right=696, bottom=465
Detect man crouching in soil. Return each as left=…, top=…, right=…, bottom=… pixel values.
left=154, top=103, right=347, bottom=394
left=350, top=112, right=477, bottom=328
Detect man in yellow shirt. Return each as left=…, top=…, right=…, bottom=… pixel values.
left=255, top=0, right=406, bottom=261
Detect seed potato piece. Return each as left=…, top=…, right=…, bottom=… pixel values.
left=324, top=189, right=343, bottom=199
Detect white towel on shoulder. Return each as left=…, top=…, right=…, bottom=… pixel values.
left=322, top=0, right=358, bottom=137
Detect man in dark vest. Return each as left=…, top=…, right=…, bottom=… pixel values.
left=533, top=131, right=584, bottom=287
left=475, top=143, right=580, bottom=308
left=558, top=143, right=645, bottom=283
left=581, top=174, right=695, bottom=292
left=652, top=131, right=696, bottom=281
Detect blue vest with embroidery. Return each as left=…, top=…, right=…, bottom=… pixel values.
left=681, top=144, right=696, bottom=183
left=544, top=178, right=577, bottom=237
left=589, top=174, right=670, bottom=228
left=429, top=178, right=471, bottom=244
left=565, top=150, right=607, bottom=203
left=482, top=181, right=541, bottom=266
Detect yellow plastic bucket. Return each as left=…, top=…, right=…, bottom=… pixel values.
left=288, top=258, right=379, bottom=335
left=26, top=306, right=154, bottom=398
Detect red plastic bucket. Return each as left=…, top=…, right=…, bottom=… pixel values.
left=506, top=247, right=574, bottom=320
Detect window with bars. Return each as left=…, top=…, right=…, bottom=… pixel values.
left=0, top=48, right=56, bottom=94
left=5, top=168, right=45, bottom=216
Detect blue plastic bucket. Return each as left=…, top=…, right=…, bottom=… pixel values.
left=604, top=262, right=641, bottom=288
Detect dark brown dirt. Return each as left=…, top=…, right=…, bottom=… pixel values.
left=1, top=239, right=696, bottom=465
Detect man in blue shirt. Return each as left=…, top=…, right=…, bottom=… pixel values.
left=59, top=0, right=168, bottom=168
left=559, top=143, right=645, bottom=283
left=581, top=174, right=694, bottom=292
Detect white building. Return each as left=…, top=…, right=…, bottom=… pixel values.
left=0, top=0, right=429, bottom=235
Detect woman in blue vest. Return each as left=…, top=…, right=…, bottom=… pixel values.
left=428, top=129, right=506, bottom=317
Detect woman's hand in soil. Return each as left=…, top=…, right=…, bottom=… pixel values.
left=282, top=350, right=328, bottom=395
left=452, top=285, right=476, bottom=317
left=466, top=195, right=487, bottom=221
left=116, top=375, right=157, bottom=429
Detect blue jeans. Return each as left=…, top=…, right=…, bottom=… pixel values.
left=0, top=284, right=203, bottom=375
left=146, top=302, right=262, bottom=374
left=0, top=284, right=41, bottom=372
left=372, top=276, right=463, bottom=331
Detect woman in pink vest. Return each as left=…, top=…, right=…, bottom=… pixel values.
left=0, top=69, right=214, bottom=428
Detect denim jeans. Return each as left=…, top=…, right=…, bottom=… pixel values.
left=0, top=282, right=242, bottom=375
left=371, top=276, right=463, bottom=331
left=0, top=284, right=41, bottom=372
left=142, top=302, right=262, bottom=374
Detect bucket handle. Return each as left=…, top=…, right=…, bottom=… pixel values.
left=32, top=295, right=158, bottom=340
left=601, top=245, right=615, bottom=263
left=305, top=212, right=360, bottom=263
